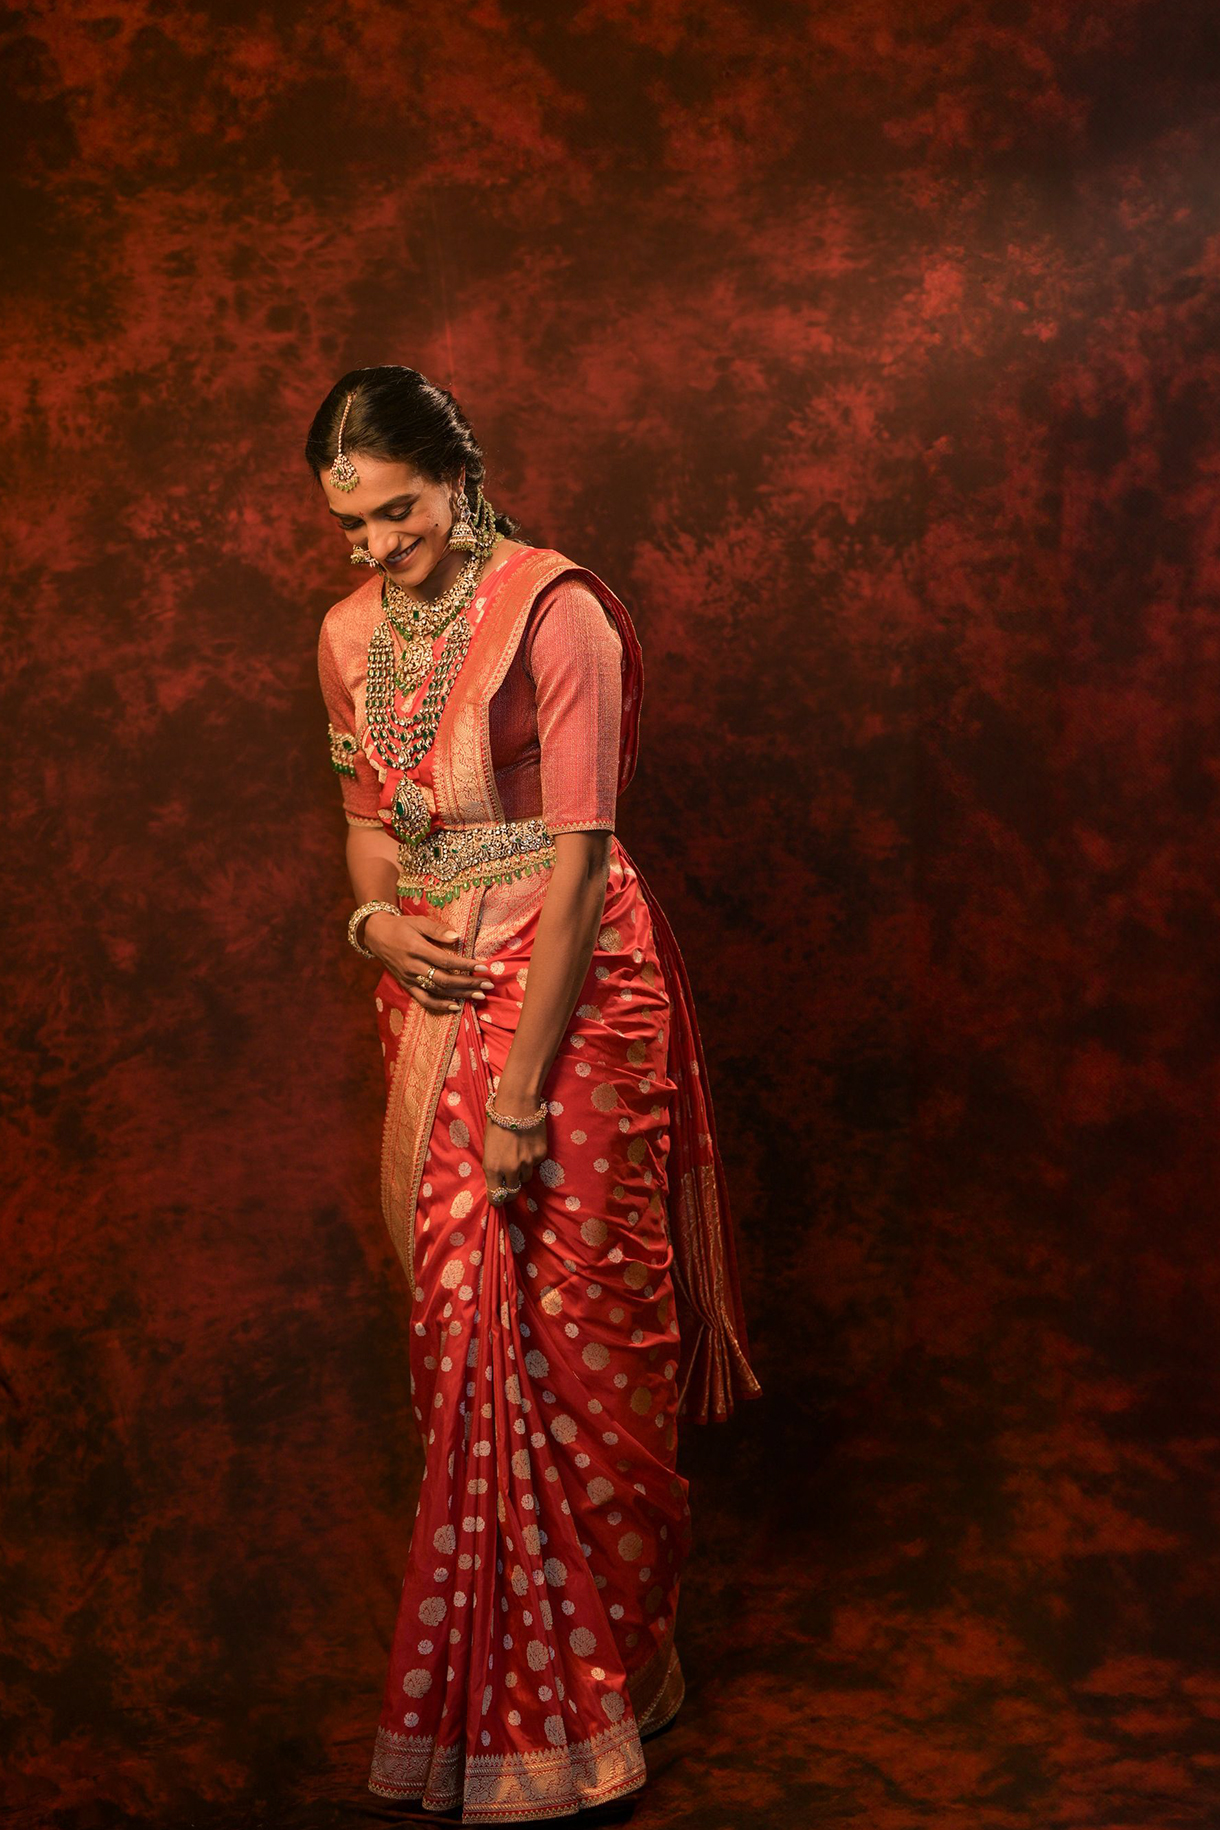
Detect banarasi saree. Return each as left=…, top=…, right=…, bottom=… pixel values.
left=318, top=543, right=762, bottom=1823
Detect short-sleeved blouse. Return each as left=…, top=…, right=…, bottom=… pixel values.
left=317, top=567, right=624, bottom=836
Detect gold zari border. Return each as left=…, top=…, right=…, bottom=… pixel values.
left=368, top=1713, right=646, bottom=1821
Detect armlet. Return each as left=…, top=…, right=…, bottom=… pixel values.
left=327, top=721, right=360, bottom=779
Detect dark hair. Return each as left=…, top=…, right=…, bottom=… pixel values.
left=304, top=364, right=523, bottom=539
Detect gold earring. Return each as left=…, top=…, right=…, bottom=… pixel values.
left=447, top=485, right=478, bottom=553
left=329, top=393, right=360, bottom=493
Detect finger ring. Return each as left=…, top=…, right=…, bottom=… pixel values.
left=419, top=965, right=437, bottom=992
left=488, top=1185, right=510, bottom=1206
left=506, top=1183, right=522, bottom=1198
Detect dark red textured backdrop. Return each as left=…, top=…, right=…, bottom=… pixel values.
left=5, top=2, right=1220, bottom=1826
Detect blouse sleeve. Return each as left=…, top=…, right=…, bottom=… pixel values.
left=317, top=614, right=383, bottom=827
left=522, top=576, right=623, bottom=834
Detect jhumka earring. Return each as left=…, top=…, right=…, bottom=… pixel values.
left=329, top=392, right=360, bottom=493
left=447, top=484, right=478, bottom=553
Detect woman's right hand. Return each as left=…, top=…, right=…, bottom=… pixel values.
left=364, top=911, right=493, bottom=1014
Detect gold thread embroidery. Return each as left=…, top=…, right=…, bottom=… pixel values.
left=629, top=1630, right=685, bottom=1736
left=379, top=884, right=485, bottom=1294
left=368, top=1712, right=647, bottom=1818
left=471, top=868, right=553, bottom=959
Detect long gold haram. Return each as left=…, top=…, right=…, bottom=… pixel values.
left=364, top=534, right=504, bottom=845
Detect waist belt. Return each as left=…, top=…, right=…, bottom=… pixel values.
left=397, top=816, right=556, bottom=908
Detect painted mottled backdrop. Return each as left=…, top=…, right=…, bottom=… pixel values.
left=5, top=2, right=1220, bottom=1826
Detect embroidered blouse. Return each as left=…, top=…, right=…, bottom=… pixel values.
left=317, top=567, right=624, bottom=836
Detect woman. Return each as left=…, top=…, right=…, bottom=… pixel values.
left=308, top=366, right=761, bottom=1824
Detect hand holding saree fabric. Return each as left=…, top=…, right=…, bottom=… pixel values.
left=343, top=824, right=490, bottom=1012
left=372, top=911, right=489, bottom=1013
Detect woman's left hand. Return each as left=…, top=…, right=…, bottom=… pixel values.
left=483, top=1091, right=549, bottom=1206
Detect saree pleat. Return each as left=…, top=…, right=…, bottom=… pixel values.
left=369, top=844, right=689, bottom=1819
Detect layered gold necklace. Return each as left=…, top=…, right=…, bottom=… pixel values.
left=351, top=493, right=502, bottom=843
left=381, top=551, right=483, bottom=695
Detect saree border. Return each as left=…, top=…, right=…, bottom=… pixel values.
left=368, top=1713, right=647, bottom=1821
left=434, top=547, right=629, bottom=828
left=379, top=880, right=485, bottom=1295
left=377, top=545, right=538, bottom=1296
left=628, top=1623, right=685, bottom=1736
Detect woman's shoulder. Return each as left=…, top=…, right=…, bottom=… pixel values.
left=321, top=570, right=382, bottom=630
left=500, top=539, right=609, bottom=588
left=521, top=572, right=623, bottom=682
left=318, top=572, right=383, bottom=663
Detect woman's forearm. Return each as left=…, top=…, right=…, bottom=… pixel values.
left=345, top=824, right=405, bottom=953
left=496, top=833, right=612, bottom=1108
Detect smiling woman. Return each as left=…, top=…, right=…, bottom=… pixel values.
left=305, top=365, right=761, bottom=1825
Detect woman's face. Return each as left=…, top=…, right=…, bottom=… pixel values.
left=320, top=453, right=464, bottom=592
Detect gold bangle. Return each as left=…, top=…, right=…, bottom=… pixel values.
left=348, top=899, right=400, bottom=958
left=485, top=1091, right=548, bottom=1132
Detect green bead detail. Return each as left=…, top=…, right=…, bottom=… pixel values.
left=408, top=850, right=553, bottom=909
left=327, top=722, right=360, bottom=779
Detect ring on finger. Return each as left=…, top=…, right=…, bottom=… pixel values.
left=419, top=965, right=438, bottom=993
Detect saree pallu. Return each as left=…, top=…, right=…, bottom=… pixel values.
left=351, top=545, right=760, bottom=1821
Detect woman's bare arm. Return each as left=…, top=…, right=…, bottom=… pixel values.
left=344, top=821, right=400, bottom=910
left=481, top=830, right=612, bottom=1194
left=344, top=824, right=487, bottom=1010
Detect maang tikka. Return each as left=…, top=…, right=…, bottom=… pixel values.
left=329, top=392, right=360, bottom=493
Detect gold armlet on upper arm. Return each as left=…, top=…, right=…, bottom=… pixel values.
left=327, top=722, right=360, bottom=778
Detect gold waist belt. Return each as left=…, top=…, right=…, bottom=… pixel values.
left=397, top=816, right=556, bottom=908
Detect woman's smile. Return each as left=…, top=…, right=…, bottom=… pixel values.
left=386, top=537, right=421, bottom=569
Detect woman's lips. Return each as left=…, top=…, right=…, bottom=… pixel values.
left=387, top=538, right=421, bottom=566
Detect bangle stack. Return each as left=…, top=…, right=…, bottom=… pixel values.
left=485, top=1091, right=548, bottom=1132
left=348, top=900, right=400, bottom=958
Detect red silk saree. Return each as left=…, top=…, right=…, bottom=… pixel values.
left=318, top=544, right=761, bottom=1821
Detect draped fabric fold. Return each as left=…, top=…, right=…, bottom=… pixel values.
left=552, top=565, right=760, bottom=1422
left=629, top=855, right=763, bottom=1424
